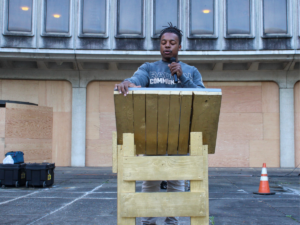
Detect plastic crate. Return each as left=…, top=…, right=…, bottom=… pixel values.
left=0, top=163, right=26, bottom=187
left=25, top=163, right=55, bottom=188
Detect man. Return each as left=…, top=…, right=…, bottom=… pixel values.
left=115, top=23, right=205, bottom=225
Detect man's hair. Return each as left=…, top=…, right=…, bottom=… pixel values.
left=159, top=22, right=183, bottom=45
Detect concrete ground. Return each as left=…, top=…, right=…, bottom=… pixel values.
left=0, top=167, right=299, bottom=225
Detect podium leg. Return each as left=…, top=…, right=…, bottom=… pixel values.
left=117, top=133, right=136, bottom=225
left=190, top=133, right=209, bottom=225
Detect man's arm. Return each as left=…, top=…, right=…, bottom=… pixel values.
left=115, top=63, right=150, bottom=95
left=179, top=67, right=205, bottom=88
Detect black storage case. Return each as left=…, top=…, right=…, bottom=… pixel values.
left=25, top=163, right=55, bottom=188
left=0, top=163, right=26, bottom=187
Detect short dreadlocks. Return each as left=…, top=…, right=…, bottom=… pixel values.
left=159, top=22, right=183, bottom=45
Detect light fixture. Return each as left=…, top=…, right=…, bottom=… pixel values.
left=202, top=9, right=210, bottom=13
left=21, top=6, right=29, bottom=11
left=53, top=14, right=61, bottom=18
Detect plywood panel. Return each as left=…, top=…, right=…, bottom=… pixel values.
left=295, top=112, right=300, bottom=166
left=5, top=138, right=52, bottom=163
left=157, top=92, right=170, bottom=155
left=213, top=86, right=262, bottom=113
left=133, top=93, right=146, bottom=154
left=52, top=112, right=71, bottom=166
left=99, top=82, right=116, bottom=113
left=86, top=139, right=112, bottom=167
left=262, top=82, right=279, bottom=113
left=191, top=93, right=222, bottom=154
left=295, top=82, right=300, bottom=166
left=0, top=137, right=4, bottom=163
left=5, top=104, right=52, bottom=139
left=145, top=93, right=158, bottom=155
left=86, top=112, right=100, bottom=140
left=249, top=140, right=280, bottom=167
left=86, top=81, right=100, bottom=113
left=217, top=113, right=263, bottom=140
left=178, top=92, right=192, bottom=154
left=206, top=82, right=261, bottom=87
left=208, top=139, right=250, bottom=167
left=46, top=81, right=72, bottom=112
left=0, top=108, right=5, bottom=138
left=167, top=92, right=180, bottom=155
left=2, top=80, right=39, bottom=104
left=263, top=113, right=279, bottom=140
left=38, top=81, right=47, bottom=106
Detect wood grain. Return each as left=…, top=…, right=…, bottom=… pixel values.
left=145, top=93, right=158, bottom=155
left=178, top=92, right=193, bottom=154
left=122, top=156, right=203, bottom=181
left=46, top=81, right=72, bottom=112
left=5, top=103, right=52, bottom=139
left=133, top=92, right=146, bottom=154
left=114, top=92, right=134, bottom=145
left=112, top=132, right=117, bottom=173
left=191, top=93, right=222, bottom=154
left=167, top=91, right=181, bottom=154
left=86, top=81, right=100, bottom=113
left=0, top=108, right=5, bottom=138
left=121, top=192, right=206, bottom=217
left=117, top=134, right=135, bottom=225
left=0, top=137, right=4, bottom=163
left=157, top=92, right=170, bottom=155
left=5, top=138, right=52, bottom=163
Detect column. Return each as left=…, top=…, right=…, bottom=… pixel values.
left=279, top=88, right=295, bottom=167
left=71, top=87, right=86, bottom=167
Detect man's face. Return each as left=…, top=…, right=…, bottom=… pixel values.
left=160, top=32, right=181, bottom=61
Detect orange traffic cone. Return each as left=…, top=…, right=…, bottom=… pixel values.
left=253, top=163, right=275, bottom=195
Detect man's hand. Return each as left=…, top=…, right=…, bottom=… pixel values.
left=168, top=62, right=183, bottom=78
left=115, top=81, right=141, bottom=96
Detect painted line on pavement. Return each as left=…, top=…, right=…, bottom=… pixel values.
left=27, top=183, right=105, bottom=225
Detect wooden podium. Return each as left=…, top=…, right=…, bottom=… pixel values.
left=113, top=88, right=222, bottom=224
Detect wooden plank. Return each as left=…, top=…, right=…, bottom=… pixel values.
left=157, top=91, right=170, bottom=155
left=112, top=132, right=117, bottom=173
left=191, top=93, right=222, bottom=154
left=0, top=108, right=5, bottom=138
left=121, top=192, right=206, bottom=217
left=0, top=137, right=5, bottom=163
left=117, top=134, right=135, bottom=225
left=114, top=92, right=134, bottom=145
left=122, top=156, right=203, bottom=181
left=5, top=138, right=52, bottom=163
left=86, top=81, right=100, bottom=113
left=167, top=91, right=181, bottom=154
left=190, top=131, right=209, bottom=225
left=178, top=92, right=193, bottom=154
left=5, top=103, right=53, bottom=139
left=145, top=93, right=158, bottom=155
left=133, top=92, right=146, bottom=154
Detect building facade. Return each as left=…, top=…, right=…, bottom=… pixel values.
left=0, top=0, right=299, bottom=168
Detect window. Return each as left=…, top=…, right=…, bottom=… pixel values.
left=153, top=0, right=178, bottom=37
left=189, top=0, right=215, bottom=38
left=45, top=0, right=70, bottom=33
left=116, top=0, right=144, bottom=37
left=82, top=0, right=106, bottom=34
left=263, top=0, right=287, bottom=34
left=226, top=0, right=250, bottom=35
left=7, top=0, right=32, bottom=32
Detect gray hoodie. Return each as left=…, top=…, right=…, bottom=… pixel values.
left=125, top=60, right=205, bottom=88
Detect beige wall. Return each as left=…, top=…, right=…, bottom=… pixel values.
left=86, top=81, right=119, bottom=166
left=87, top=81, right=280, bottom=168
left=295, top=82, right=300, bottom=167
left=206, top=82, right=280, bottom=167
left=0, top=80, right=72, bottom=166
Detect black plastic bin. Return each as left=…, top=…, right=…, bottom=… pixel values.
left=0, top=163, right=26, bottom=187
left=25, top=163, right=55, bottom=188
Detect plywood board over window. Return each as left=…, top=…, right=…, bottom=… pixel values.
left=0, top=80, right=72, bottom=166
left=86, top=81, right=120, bottom=167
left=206, top=82, right=280, bottom=167
left=295, top=82, right=300, bottom=167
